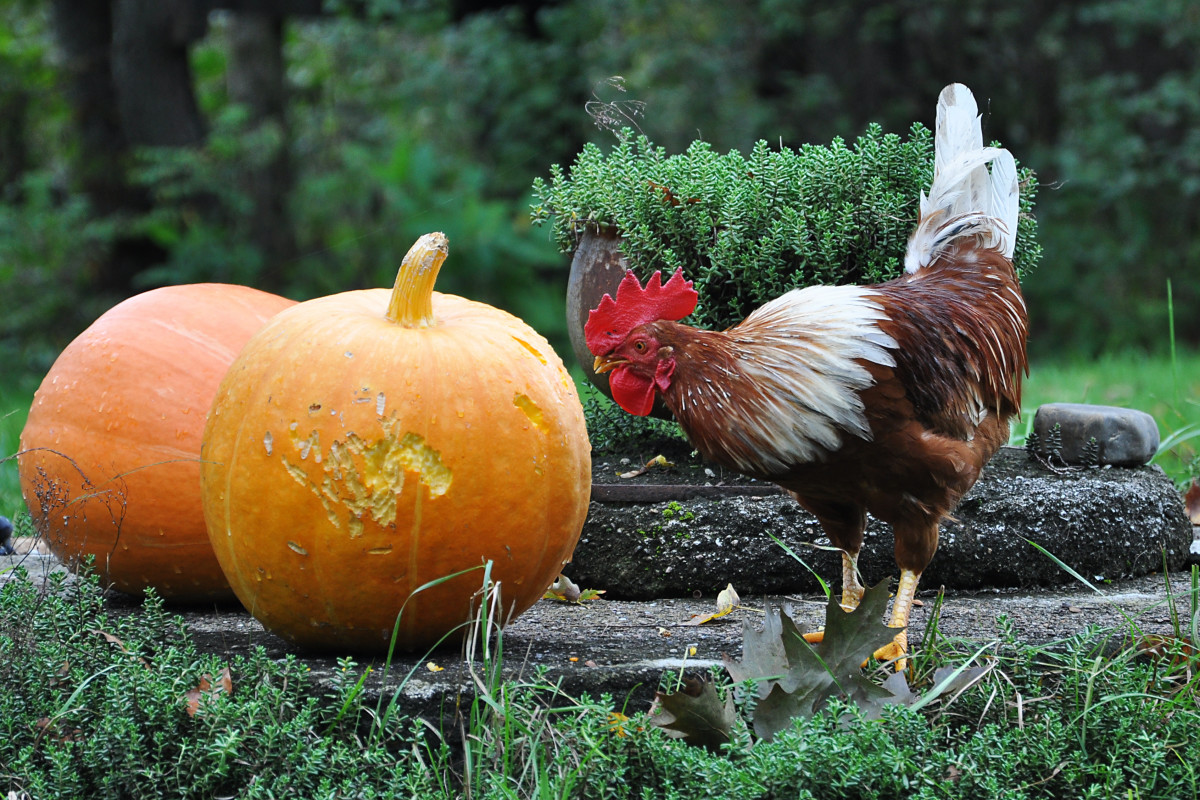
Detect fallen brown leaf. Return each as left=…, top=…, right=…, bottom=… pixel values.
left=47, top=661, right=70, bottom=689
left=618, top=454, right=674, bottom=479
left=184, top=666, right=233, bottom=718
left=1185, top=480, right=1200, bottom=525
left=1136, top=635, right=1197, bottom=666
left=32, top=716, right=82, bottom=747
left=686, top=583, right=740, bottom=626
left=543, top=574, right=605, bottom=604
left=606, top=711, right=643, bottom=737
left=89, top=629, right=149, bottom=667
left=649, top=673, right=735, bottom=752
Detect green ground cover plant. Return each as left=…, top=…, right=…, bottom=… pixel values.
left=3, top=563, right=1200, bottom=799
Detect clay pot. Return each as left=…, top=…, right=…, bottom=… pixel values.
left=565, top=227, right=673, bottom=418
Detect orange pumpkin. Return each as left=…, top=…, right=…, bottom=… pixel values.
left=18, top=284, right=295, bottom=601
left=200, top=233, right=591, bottom=652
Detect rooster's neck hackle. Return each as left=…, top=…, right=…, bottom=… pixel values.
left=656, top=286, right=898, bottom=476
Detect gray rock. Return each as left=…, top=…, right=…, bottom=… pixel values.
left=566, top=448, right=1192, bottom=599
left=1031, top=403, right=1160, bottom=466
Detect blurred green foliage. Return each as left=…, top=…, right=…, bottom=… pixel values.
left=1, top=0, right=1198, bottom=373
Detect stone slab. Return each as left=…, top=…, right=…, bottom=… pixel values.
left=567, top=447, right=1192, bottom=599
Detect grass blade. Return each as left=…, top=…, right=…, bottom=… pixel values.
left=764, top=531, right=831, bottom=599
left=1025, top=539, right=1105, bottom=595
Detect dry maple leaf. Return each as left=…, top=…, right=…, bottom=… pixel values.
left=724, top=581, right=909, bottom=740
left=649, top=672, right=735, bottom=752
left=184, top=666, right=233, bottom=718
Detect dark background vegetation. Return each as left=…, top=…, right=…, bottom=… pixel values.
left=2, top=0, right=1198, bottom=378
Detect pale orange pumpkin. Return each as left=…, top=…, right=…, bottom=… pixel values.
left=18, top=284, right=295, bottom=601
left=200, top=233, right=591, bottom=652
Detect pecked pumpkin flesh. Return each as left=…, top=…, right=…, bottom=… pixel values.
left=200, top=233, right=591, bottom=651
left=18, top=283, right=295, bottom=601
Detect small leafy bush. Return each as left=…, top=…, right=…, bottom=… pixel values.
left=533, top=126, right=1041, bottom=331
left=580, top=383, right=687, bottom=454
left=0, top=568, right=439, bottom=799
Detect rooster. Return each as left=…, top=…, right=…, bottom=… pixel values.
left=586, top=84, right=1028, bottom=668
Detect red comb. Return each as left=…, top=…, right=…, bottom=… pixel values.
left=585, top=268, right=699, bottom=355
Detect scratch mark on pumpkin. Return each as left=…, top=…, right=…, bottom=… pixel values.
left=278, top=417, right=451, bottom=538
left=283, top=460, right=343, bottom=529
left=512, top=336, right=548, bottom=365
left=287, top=540, right=308, bottom=556
left=513, top=393, right=546, bottom=431
left=289, top=426, right=320, bottom=461
left=263, top=431, right=273, bottom=456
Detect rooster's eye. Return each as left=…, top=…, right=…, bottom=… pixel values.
left=633, top=340, right=647, bottom=353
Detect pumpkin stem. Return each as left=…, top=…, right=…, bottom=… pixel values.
left=386, top=232, right=449, bottom=328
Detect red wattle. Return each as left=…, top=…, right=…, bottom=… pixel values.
left=608, top=368, right=656, bottom=416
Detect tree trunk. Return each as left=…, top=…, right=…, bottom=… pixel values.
left=51, top=0, right=133, bottom=209
left=111, top=0, right=208, bottom=147
left=226, top=10, right=297, bottom=286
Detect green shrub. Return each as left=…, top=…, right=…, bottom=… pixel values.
left=533, top=126, right=1040, bottom=331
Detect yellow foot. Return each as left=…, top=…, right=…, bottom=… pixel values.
left=876, top=630, right=908, bottom=672
left=801, top=629, right=906, bottom=668
left=881, top=569, right=922, bottom=673
left=839, top=588, right=864, bottom=613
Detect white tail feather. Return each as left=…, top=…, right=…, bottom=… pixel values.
left=905, top=84, right=1019, bottom=273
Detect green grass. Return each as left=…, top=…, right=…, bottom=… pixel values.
left=1018, top=349, right=1200, bottom=484
left=0, top=379, right=35, bottom=521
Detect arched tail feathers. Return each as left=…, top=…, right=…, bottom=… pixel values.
left=904, top=84, right=1019, bottom=273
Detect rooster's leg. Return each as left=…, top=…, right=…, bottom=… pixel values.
left=878, top=568, right=922, bottom=671
left=840, top=551, right=865, bottom=611
left=800, top=554, right=902, bottom=666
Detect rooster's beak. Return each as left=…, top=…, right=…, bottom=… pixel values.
left=593, top=355, right=627, bottom=374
